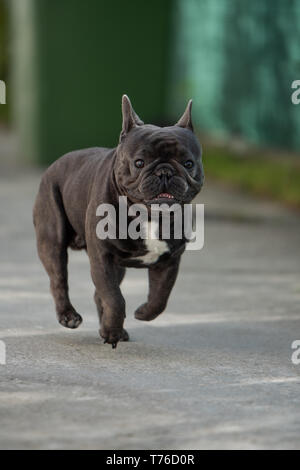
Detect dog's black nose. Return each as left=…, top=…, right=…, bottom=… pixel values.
left=154, top=164, right=174, bottom=179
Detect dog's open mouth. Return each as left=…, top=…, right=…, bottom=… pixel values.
left=155, top=192, right=174, bottom=200
left=145, top=192, right=178, bottom=206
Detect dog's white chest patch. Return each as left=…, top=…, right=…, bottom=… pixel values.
left=132, top=221, right=169, bottom=265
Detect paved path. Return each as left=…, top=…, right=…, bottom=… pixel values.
left=0, top=169, right=300, bottom=449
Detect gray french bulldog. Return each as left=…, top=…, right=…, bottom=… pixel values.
left=33, top=95, right=204, bottom=348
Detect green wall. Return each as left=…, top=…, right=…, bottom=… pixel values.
left=11, top=0, right=300, bottom=163
left=0, top=0, right=9, bottom=122
left=170, top=0, right=300, bottom=151
left=11, top=0, right=173, bottom=164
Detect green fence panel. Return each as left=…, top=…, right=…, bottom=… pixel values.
left=170, top=0, right=300, bottom=152
left=11, top=0, right=173, bottom=165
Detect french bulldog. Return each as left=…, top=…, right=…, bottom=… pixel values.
left=33, top=95, right=204, bottom=348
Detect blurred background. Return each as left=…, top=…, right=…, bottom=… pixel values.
left=1, top=1, right=300, bottom=450
left=1, top=0, right=300, bottom=206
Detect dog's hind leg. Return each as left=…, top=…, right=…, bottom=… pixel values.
left=33, top=182, right=82, bottom=329
left=94, top=265, right=129, bottom=341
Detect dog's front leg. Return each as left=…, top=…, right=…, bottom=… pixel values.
left=135, top=256, right=181, bottom=321
left=90, top=253, right=126, bottom=348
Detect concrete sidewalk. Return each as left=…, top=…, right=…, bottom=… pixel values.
left=0, top=169, right=300, bottom=449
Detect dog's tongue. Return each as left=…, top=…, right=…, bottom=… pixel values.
left=157, top=193, right=174, bottom=199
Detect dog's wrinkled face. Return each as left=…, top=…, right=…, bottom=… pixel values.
left=114, top=95, right=204, bottom=206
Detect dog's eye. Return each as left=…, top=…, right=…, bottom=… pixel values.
left=184, top=160, right=194, bottom=169
left=135, top=159, right=144, bottom=169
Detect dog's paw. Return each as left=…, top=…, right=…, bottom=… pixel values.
left=99, top=327, right=129, bottom=348
left=58, top=311, right=82, bottom=329
left=135, top=303, right=162, bottom=321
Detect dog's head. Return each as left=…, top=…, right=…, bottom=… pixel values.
left=114, top=95, right=204, bottom=206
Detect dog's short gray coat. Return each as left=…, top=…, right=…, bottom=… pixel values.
left=33, top=95, right=204, bottom=347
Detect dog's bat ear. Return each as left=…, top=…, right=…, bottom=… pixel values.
left=175, top=100, right=193, bottom=132
left=120, top=95, right=144, bottom=142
